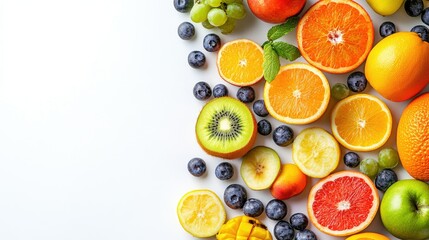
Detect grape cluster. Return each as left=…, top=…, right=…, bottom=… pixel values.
left=190, top=0, right=247, bottom=34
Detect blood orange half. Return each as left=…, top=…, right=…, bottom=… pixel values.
left=308, top=171, right=379, bottom=236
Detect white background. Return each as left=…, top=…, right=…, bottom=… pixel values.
left=0, top=0, right=428, bottom=239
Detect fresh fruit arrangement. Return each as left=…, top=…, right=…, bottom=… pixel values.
left=174, top=0, right=429, bottom=239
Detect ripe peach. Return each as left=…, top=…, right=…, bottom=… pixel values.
left=270, top=163, right=307, bottom=200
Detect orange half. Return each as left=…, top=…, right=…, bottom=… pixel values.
left=264, top=62, right=330, bottom=125
left=331, top=94, right=392, bottom=151
left=297, top=0, right=374, bottom=74
left=217, top=39, right=264, bottom=86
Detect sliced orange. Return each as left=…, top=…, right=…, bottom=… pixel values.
left=263, top=62, right=330, bottom=125
left=331, top=94, right=392, bottom=151
left=217, top=39, right=264, bottom=86
left=308, top=171, right=379, bottom=236
left=297, top=0, right=374, bottom=74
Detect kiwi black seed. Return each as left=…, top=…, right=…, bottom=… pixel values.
left=195, top=97, right=256, bottom=159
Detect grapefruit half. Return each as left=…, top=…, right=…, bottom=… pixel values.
left=308, top=171, right=379, bottom=236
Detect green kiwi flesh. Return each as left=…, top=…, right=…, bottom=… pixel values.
left=195, top=97, right=256, bottom=159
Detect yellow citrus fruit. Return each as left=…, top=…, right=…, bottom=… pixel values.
left=345, top=232, right=390, bottom=240
left=292, top=127, right=340, bottom=178
left=297, top=0, right=374, bottom=74
left=365, top=32, right=429, bottom=102
left=177, top=189, right=226, bottom=238
left=397, top=93, right=429, bottom=181
left=331, top=94, right=392, bottom=151
left=263, top=63, right=330, bottom=125
left=217, top=39, right=264, bottom=86
left=308, top=171, right=379, bottom=236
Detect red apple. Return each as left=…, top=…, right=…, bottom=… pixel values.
left=247, top=0, right=307, bottom=24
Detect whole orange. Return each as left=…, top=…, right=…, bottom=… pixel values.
left=397, top=93, right=429, bottom=181
left=365, top=32, right=429, bottom=102
left=270, top=163, right=307, bottom=200
left=247, top=0, right=306, bottom=24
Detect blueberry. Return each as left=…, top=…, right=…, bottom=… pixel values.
left=422, top=8, right=429, bottom=26
left=188, top=50, right=206, bottom=68
left=290, top=213, right=308, bottom=231
left=215, top=162, right=234, bottom=180
left=243, top=198, right=264, bottom=217
left=203, top=33, right=221, bottom=52
left=343, top=152, right=361, bottom=168
left=224, top=184, right=247, bottom=209
left=178, top=22, right=195, bottom=40
left=273, top=125, right=294, bottom=146
left=375, top=169, right=398, bottom=192
left=347, top=71, right=367, bottom=92
left=253, top=99, right=269, bottom=117
left=295, top=229, right=318, bottom=240
left=404, top=0, right=424, bottom=17
left=212, top=84, right=228, bottom=98
left=187, top=158, right=206, bottom=177
left=236, top=86, right=255, bottom=103
left=274, top=221, right=294, bottom=240
left=193, top=81, right=212, bottom=100
left=411, top=25, right=429, bottom=42
left=173, top=0, right=193, bottom=13
left=379, top=21, right=396, bottom=38
left=257, top=119, right=272, bottom=136
left=265, top=199, right=287, bottom=220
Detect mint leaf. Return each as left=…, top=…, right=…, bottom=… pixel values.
left=272, top=41, right=301, bottom=61
left=267, top=16, right=299, bottom=41
left=263, top=43, right=280, bottom=83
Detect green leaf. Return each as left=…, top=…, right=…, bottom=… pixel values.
left=272, top=41, right=301, bottom=61
left=263, top=43, right=280, bottom=83
left=261, top=40, right=271, bottom=48
left=267, top=16, right=299, bottom=41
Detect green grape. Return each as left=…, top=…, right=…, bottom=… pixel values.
left=331, top=83, right=350, bottom=100
left=207, top=8, right=228, bottom=27
left=190, top=2, right=211, bottom=23
left=223, top=0, right=242, bottom=3
left=359, top=158, right=379, bottom=178
left=378, top=147, right=399, bottom=169
left=202, top=20, right=215, bottom=29
left=218, top=18, right=236, bottom=34
left=206, top=0, right=222, bottom=7
left=226, top=3, right=246, bottom=19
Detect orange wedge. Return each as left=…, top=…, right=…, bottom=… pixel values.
left=331, top=94, right=392, bottom=151
left=263, top=62, right=330, bottom=125
left=217, top=39, right=264, bottom=86
left=297, top=0, right=374, bottom=74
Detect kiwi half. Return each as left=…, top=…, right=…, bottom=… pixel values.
left=195, top=97, right=256, bottom=159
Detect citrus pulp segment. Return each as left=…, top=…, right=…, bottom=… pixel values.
left=297, top=0, right=374, bottom=74
left=308, top=171, right=379, bottom=236
left=331, top=94, right=392, bottom=151
left=195, top=97, right=257, bottom=159
left=263, top=63, right=330, bottom=125
left=217, top=39, right=264, bottom=86
left=177, top=189, right=226, bottom=238
left=292, top=127, right=340, bottom=178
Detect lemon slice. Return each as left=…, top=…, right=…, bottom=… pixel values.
left=292, top=127, right=340, bottom=178
left=177, top=189, right=226, bottom=238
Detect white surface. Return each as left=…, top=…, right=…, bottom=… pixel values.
left=0, top=0, right=428, bottom=239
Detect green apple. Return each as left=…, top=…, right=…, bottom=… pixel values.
left=380, top=179, right=429, bottom=240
